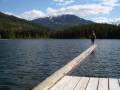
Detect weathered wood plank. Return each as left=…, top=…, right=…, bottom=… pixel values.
left=109, top=78, right=120, bottom=90
left=50, top=76, right=120, bottom=90
left=74, top=77, right=89, bottom=90
left=98, top=78, right=108, bottom=90
left=86, top=77, right=99, bottom=90
left=62, top=76, right=80, bottom=90
left=118, top=79, right=120, bottom=87
left=50, top=76, right=72, bottom=90
left=32, top=44, right=97, bottom=90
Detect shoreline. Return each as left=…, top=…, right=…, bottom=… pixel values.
left=0, top=38, right=120, bottom=40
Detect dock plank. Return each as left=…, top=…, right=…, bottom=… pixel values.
left=109, top=78, right=120, bottom=90
left=74, top=77, right=89, bottom=90
left=98, top=78, right=108, bottom=90
left=86, top=77, right=99, bottom=90
left=50, top=76, right=72, bottom=90
left=50, top=76, right=120, bottom=90
left=62, top=76, right=81, bottom=90
left=118, top=79, right=120, bottom=86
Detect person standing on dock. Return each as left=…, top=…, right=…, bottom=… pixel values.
left=90, top=31, right=96, bottom=44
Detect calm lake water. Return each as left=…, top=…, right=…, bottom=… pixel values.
left=0, top=39, right=120, bottom=90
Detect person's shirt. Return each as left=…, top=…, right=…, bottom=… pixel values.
left=91, top=33, right=96, bottom=39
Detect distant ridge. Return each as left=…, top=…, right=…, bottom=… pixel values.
left=0, top=12, right=49, bottom=38
left=32, top=14, right=94, bottom=30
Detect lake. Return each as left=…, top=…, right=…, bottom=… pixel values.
left=0, top=39, right=120, bottom=90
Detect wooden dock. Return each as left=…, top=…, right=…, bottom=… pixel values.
left=32, top=44, right=120, bottom=90
left=50, top=75, right=120, bottom=90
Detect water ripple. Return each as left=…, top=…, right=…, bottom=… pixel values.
left=0, top=39, right=120, bottom=90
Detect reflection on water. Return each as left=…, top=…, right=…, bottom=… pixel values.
left=0, top=39, right=120, bottom=90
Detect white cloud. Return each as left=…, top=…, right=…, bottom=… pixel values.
left=47, top=4, right=113, bottom=17
left=20, top=3, right=114, bottom=20
left=101, top=0, right=119, bottom=6
left=4, top=12, right=13, bottom=15
left=20, top=9, right=46, bottom=20
left=93, top=17, right=120, bottom=24
left=3, top=11, right=22, bottom=18
left=93, top=17, right=112, bottom=23
left=46, top=0, right=119, bottom=18
left=4, top=0, right=119, bottom=21
left=48, top=0, right=119, bottom=17
left=53, top=0, right=74, bottom=6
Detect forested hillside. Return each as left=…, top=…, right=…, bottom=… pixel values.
left=0, top=12, right=120, bottom=39
left=0, top=12, right=50, bottom=39
left=50, top=23, right=120, bottom=39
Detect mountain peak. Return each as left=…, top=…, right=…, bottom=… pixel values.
left=32, top=14, right=94, bottom=30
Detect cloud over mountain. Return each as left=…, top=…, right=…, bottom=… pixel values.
left=4, top=0, right=119, bottom=23
left=20, top=10, right=46, bottom=20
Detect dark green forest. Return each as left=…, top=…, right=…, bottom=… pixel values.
left=0, top=12, right=120, bottom=39
left=50, top=23, right=120, bottom=39
left=0, top=12, right=50, bottom=39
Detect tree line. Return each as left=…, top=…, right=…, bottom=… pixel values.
left=0, top=12, right=50, bottom=39
left=49, top=23, right=120, bottom=39
left=0, top=11, right=120, bottom=39
left=0, top=23, right=120, bottom=39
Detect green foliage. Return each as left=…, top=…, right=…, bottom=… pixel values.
left=0, top=12, right=50, bottom=39
left=0, top=12, right=120, bottom=39
left=50, top=23, right=120, bottom=39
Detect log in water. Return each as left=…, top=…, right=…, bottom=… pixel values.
left=32, top=44, right=97, bottom=90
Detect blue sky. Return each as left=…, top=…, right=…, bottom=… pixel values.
left=0, top=0, right=120, bottom=23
